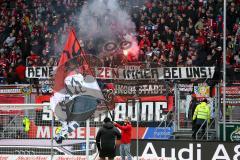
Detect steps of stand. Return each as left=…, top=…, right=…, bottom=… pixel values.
left=173, top=130, right=217, bottom=140
left=173, top=131, right=193, bottom=140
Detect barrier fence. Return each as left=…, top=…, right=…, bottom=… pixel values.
left=0, top=103, right=99, bottom=159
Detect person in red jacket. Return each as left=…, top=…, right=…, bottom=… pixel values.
left=114, top=117, right=132, bottom=160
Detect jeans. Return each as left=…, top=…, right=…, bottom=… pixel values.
left=120, top=144, right=132, bottom=160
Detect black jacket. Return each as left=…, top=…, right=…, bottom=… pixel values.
left=189, top=99, right=199, bottom=119
left=96, top=122, right=121, bottom=152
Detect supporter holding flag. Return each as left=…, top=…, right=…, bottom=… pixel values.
left=51, top=29, right=106, bottom=143
left=114, top=117, right=133, bottom=160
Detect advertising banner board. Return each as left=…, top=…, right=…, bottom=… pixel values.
left=1, top=140, right=239, bottom=160
left=130, top=140, right=240, bottom=160
left=220, top=122, right=240, bottom=141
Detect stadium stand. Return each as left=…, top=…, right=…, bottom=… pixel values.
left=0, top=0, right=239, bottom=84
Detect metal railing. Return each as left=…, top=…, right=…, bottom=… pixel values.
left=153, top=110, right=173, bottom=139
left=196, top=119, right=208, bottom=140
left=160, top=111, right=172, bottom=127
left=200, top=119, right=216, bottom=140
left=163, top=118, right=174, bottom=139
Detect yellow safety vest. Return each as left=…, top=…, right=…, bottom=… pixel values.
left=23, top=117, right=30, bottom=132
left=192, top=102, right=210, bottom=123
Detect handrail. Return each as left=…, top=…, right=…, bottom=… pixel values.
left=201, top=119, right=215, bottom=140
left=196, top=119, right=208, bottom=140
left=159, top=111, right=172, bottom=127
left=163, top=118, right=174, bottom=139
left=153, top=110, right=172, bottom=138
left=167, top=119, right=173, bottom=128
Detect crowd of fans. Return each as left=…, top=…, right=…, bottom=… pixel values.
left=132, top=0, right=240, bottom=81
left=0, top=0, right=239, bottom=84
left=0, top=0, right=82, bottom=83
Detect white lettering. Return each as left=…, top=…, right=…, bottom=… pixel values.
left=233, top=145, right=240, bottom=160
left=212, top=144, right=230, bottom=160
left=171, top=148, right=176, bottom=159
left=37, top=126, right=51, bottom=138
left=142, top=143, right=157, bottom=157
left=141, top=102, right=153, bottom=121
left=99, top=101, right=168, bottom=122
left=178, top=143, right=193, bottom=160
left=155, top=102, right=167, bottom=121
left=127, top=100, right=137, bottom=121
left=116, top=84, right=166, bottom=95
left=36, top=126, right=97, bottom=138
left=114, top=103, right=126, bottom=121
left=42, top=105, right=53, bottom=121
left=197, top=144, right=201, bottom=160
left=161, top=148, right=176, bottom=159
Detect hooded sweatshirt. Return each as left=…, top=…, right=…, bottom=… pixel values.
left=96, top=122, right=121, bottom=151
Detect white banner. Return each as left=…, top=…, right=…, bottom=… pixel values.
left=26, top=66, right=215, bottom=80
left=25, top=66, right=56, bottom=78
left=95, top=66, right=215, bottom=80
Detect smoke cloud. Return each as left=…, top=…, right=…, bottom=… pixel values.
left=77, top=0, right=139, bottom=59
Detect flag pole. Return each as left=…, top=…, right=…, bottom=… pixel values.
left=134, top=86, right=140, bottom=160
left=223, top=0, right=227, bottom=141
left=86, top=118, right=90, bottom=160
left=104, top=100, right=114, bottom=120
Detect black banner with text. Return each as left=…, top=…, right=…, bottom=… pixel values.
left=129, top=140, right=240, bottom=160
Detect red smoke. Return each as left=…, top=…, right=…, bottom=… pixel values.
left=124, top=35, right=139, bottom=62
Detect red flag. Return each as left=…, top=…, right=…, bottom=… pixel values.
left=58, top=30, right=82, bottom=65
left=54, top=30, right=84, bottom=92
left=52, top=29, right=107, bottom=121
left=53, top=29, right=104, bottom=101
